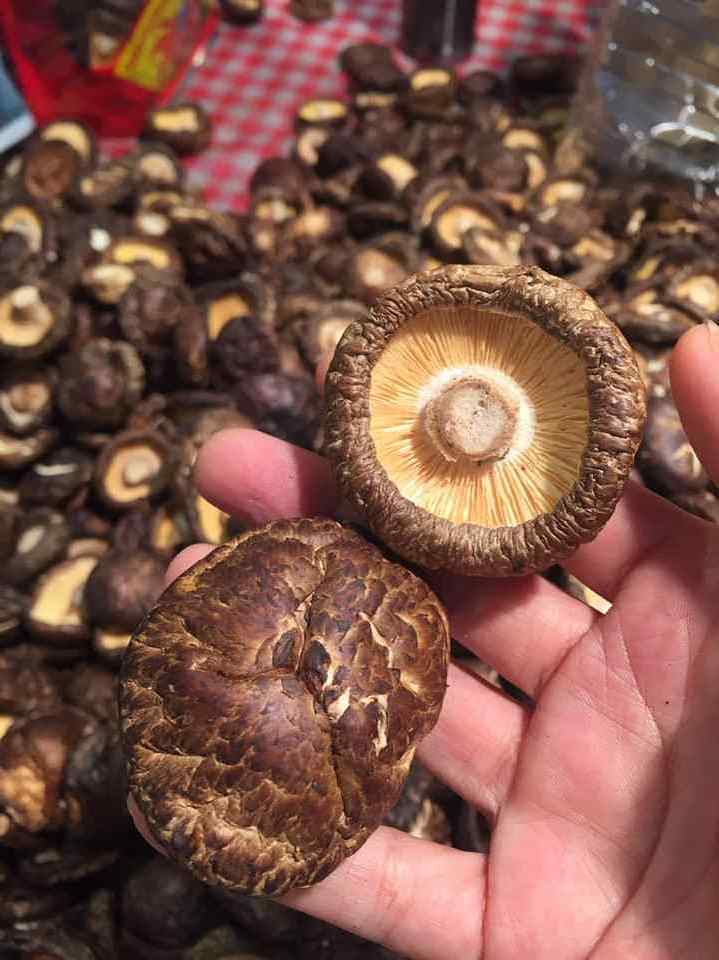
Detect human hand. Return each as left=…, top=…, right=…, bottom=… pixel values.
left=131, top=323, right=719, bottom=960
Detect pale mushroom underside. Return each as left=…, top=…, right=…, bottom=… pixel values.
left=368, top=305, right=590, bottom=528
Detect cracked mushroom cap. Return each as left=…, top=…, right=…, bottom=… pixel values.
left=324, top=265, right=646, bottom=577
left=120, top=517, right=449, bottom=896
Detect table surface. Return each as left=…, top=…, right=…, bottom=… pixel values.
left=108, top=0, right=603, bottom=210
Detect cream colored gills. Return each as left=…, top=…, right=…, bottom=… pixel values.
left=196, top=495, right=228, bottom=544
left=105, top=444, right=162, bottom=503
left=153, top=107, right=201, bottom=133
left=207, top=294, right=251, bottom=340
left=369, top=306, right=589, bottom=528
left=0, top=288, right=53, bottom=347
left=32, top=556, right=98, bottom=626
left=676, top=274, right=719, bottom=312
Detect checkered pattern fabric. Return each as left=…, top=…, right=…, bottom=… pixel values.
left=104, top=0, right=603, bottom=210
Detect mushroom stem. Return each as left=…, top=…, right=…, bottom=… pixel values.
left=424, top=377, right=519, bottom=465
left=10, top=287, right=49, bottom=326
left=123, top=455, right=157, bottom=486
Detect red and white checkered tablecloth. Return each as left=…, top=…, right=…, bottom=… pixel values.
left=108, top=0, right=604, bottom=211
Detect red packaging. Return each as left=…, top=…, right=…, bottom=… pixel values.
left=0, top=0, right=218, bottom=138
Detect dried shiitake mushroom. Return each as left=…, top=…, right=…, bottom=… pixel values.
left=133, top=207, right=172, bottom=239
left=199, top=273, right=275, bottom=342
left=25, top=555, right=99, bottom=647
left=0, top=586, right=26, bottom=646
left=639, top=395, right=708, bottom=495
left=143, top=103, right=213, bottom=156
left=0, top=369, right=54, bottom=436
left=360, top=154, right=418, bottom=202
left=340, top=43, right=406, bottom=93
left=213, top=315, right=279, bottom=380
left=291, top=0, right=334, bottom=21
left=251, top=187, right=303, bottom=226
left=18, top=447, right=94, bottom=507
left=295, top=298, right=367, bottom=368
left=219, top=0, right=265, bottom=23
left=346, top=233, right=417, bottom=303
left=235, top=372, right=320, bottom=447
left=405, top=68, right=457, bottom=119
left=21, top=139, right=81, bottom=202
left=0, top=645, right=61, bottom=716
left=132, top=143, right=185, bottom=190
left=347, top=201, right=408, bottom=240
left=72, top=159, right=134, bottom=211
left=81, top=262, right=137, bottom=305
left=0, top=426, right=57, bottom=472
left=296, top=98, right=349, bottom=129
left=617, top=288, right=696, bottom=346
left=0, top=504, right=17, bottom=563
left=407, top=175, right=465, bottom=236
left=463, top=226, right=522, bottom=267
left=5, top=508, right=70, bottom=587
left=666, top=261, right=719, bottom=322
left=0, top=201, right=51, bottom=259
left=84, top=548, right=165, bottom=634
left=57, top=338, right=145, bottom=428
left=0, top=284, right=71, bottom=360
left=39, top=119, right=97, bottom=167
left=0, top=707, right=95, bottom=845
left=122, top=856, right=215, bottom=950
left=118, top=272, right=205, bottom=385
left=168, top=205, right=248, bottom=284
left=324, top=265, right=646, bottom=576
left=285, top=206, right=346, bottom=253
left=105, top=235, right=183, bottom=276
left=149, top=504, right=190, bottom=557
left=93, top=429, right=173, bottom=511
left=429, top=192, right=504, bottom=260
left=185, top=492, right=232, bottom=546
left=120, top=518, right=450, bottom=895
left=294, top=125, right=332, bottom=170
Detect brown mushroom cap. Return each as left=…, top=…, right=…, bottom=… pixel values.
left=324, top=265, right=646, bottom=576
left=120, top=517, right=449, bottom=896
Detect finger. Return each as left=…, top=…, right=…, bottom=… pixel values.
left=316, top=351, right=332, bottom=395
left=194, top=428, right=338, bottom=525
left=670, top=322, right=719, bottom=484
left=560, top=479, right=705, bottom=600
left=128, top=795, right=166, bottom=856
left=437, top=573, right=597, bottom=697
left=164, top=543, right=214, bottom=587
left=281, top=827, right=485, bottom=960
left=417, top=661, right=526, bottom=818
left=130, top=792, right=486, bottom=960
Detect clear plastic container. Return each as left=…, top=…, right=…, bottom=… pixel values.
left=575, top=0, right=719, bottom=186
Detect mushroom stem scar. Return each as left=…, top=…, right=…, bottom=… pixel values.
left=424, top=376, right=520, bottom=465
left=10, top=287, right=48, bottom=326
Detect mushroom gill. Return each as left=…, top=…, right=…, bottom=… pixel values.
left=368, top=305, right=589, bottom=528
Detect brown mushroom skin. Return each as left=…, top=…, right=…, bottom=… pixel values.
left=120, top=517, right=450, bottom=896
left=324, top=265, right=647, bottom=577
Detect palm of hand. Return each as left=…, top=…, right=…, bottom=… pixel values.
left=141, top=325, right=719, bottom=960
left=485, top=521, right=719, bottom=957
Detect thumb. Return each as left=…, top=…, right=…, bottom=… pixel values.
left=670, top=323, right=719, bottom=485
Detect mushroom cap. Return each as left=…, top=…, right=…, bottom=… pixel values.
left=120, top=518, right=449, bottom=896
left=324, top=265, right=646, bottom=576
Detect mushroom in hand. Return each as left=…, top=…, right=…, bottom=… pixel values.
left=120, top=518, right=450, bottom=896
left=324, top=265, right=646, bottom=576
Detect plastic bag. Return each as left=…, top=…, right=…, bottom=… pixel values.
left=0, top=0, right=218, bottom=138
